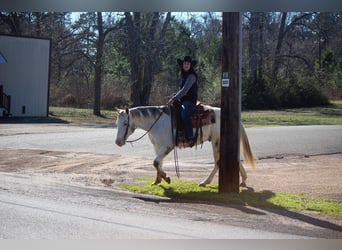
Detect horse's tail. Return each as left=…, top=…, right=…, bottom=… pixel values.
left=240, top=123, right=256, bottom=170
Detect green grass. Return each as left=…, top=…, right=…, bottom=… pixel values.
left=241, top=100, right=342, bottom=127
left=49, top=106, right=116, bottom=124
left=49, top=100, right=342, bottom=126
left=120, top=177, right=342, bottom=217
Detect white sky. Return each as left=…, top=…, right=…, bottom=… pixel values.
left=70, top=12, right=221, bottom=22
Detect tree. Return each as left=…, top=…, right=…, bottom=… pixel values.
left=123, top=12, right=171, bottom=106
left=0, top=12, right=22, bottom=34
left=1, top=12, right=340, bottom=110
left=272, top=12, right=288, bottom=81
left=243, top=12, right=267, bottom=109
left=72, top=12, right=121, bottom=115
left=93, top=12, right=105, bottom=116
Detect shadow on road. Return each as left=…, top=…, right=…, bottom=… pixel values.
left=134, top=187, right=342, bottom=234
left=0, top=116, right=69, bottom=124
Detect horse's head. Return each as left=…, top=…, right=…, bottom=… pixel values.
left=115, top=108, right=135, bottom=147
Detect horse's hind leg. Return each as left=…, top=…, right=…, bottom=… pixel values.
left=200, top=165, right=218, bottom=187
left=199, top=137, right=248, bottom=187
left=152, top=145, right=173, bottom=185
left=200, top=139, right=220, bottom=187
left=239, top=162, right=247, bottom=187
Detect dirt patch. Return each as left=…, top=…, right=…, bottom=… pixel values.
left=247, top=155, right=342, bottom=200
left=0, top=149, right=341, bottom=201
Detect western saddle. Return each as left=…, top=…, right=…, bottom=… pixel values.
left=172, top=101, right=216, bottom=146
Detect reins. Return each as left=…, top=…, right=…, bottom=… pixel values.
left=126, top=109, right=164, bottom=144
left=171, top=107, right=180, bottom=178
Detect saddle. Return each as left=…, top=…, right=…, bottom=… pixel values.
left=171, top=101, right=216, bottom=146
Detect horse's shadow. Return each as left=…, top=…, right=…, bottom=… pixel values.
left=134, top=185, right=342, bottom=234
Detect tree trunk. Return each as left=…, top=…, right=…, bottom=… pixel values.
left=125, top=12, right=142, bottom=106
left=272, top=12, right=288, bottom=82
left=248, top=12, right=259, bottom=81
left=140, top=12, right=158, bottom=106
left=246, top=12, right=265, bottom=108
left=93, top=12, right=104, bottom=116
left=257, top=13, right=264, bottom=79
left=125, top=12, right=171, bottom=106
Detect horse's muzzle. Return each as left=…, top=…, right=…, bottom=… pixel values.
left=115, top=138, right=125, bottom=147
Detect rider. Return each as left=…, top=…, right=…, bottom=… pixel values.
left=167, top=55, right=198, bottom=145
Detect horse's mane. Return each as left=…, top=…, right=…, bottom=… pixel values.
left=130, top=105, right=170, bottom=120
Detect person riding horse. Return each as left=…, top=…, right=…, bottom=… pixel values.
left=167, top=56, right=198, bottom=146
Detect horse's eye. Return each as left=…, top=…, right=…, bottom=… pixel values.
left=123, top=122, right=128, bottom=126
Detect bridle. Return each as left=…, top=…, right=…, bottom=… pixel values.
left=122, top=108, right=164, bottom=144
left=122, top=113, right=131, bottom=141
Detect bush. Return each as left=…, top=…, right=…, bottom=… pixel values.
left=271, top=78, right=328, bottom=108
left=242, top=74, right=329, bottom=110
left=61, top=94, right=77, bottom=107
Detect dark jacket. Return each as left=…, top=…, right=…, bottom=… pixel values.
left=179, top=71, right=198, bottom=103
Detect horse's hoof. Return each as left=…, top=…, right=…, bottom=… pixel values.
left=199, top=182, right=206, bottom=187
left=240, top=182, right=247, bottom=187
left=152, top=180, right=161, bottom=185
left=165, top=177, right=171, bottom=184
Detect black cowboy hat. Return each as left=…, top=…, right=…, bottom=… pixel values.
left=177, top=55, right=197, bottom=67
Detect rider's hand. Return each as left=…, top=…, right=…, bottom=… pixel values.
left=167, top=98, right=174, bottom=106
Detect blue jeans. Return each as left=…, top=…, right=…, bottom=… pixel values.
left=181, top=101, right=196, bottom=140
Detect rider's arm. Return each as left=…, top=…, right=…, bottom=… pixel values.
left=170, top=74, right=196, bottom=101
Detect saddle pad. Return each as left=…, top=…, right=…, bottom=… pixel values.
left=191, top=108, right=216, bottom=128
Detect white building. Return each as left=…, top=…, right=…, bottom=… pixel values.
left=0, top=35, right=51, bottom=117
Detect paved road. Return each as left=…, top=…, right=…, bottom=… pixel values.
left=0, top=173, right=310, bottom=239
left=0, top=124, right=341, bottom=161
left=0, top=123, right=341, bottom=239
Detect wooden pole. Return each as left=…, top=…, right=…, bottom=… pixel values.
left=219, top=12, right=241, bottom=194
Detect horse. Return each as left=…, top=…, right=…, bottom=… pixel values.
left=115, top=105, right=255, bottom=187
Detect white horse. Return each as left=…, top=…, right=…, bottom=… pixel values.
left=115, top=105, right=255, bottom=186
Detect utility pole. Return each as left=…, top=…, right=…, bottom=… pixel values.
left=219, top=12, right=241, bottom=194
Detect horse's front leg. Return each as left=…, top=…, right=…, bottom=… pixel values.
left=152, top=145, right=173, bottom=185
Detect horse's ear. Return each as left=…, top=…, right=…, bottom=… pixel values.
left=125, top=107, right=129, bottom=114
left=114, top=107, right=120, bottom=113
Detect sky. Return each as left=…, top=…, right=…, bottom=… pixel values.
left=70, top=12, right=221, bottom=23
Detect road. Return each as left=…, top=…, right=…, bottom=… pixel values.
left=0, top=123, right=341, bottom=160
left=0, top=173, right=311, bottom=239
left=0, top=123, right=341, bottom=239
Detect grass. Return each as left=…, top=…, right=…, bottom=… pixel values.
left=120, top=177, right=342, bottom=217
left=241, top=100, right=342, bottom=127
left=49, top=106, right=116, bottom=124
left=49, top=100, right=342, bottom=126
